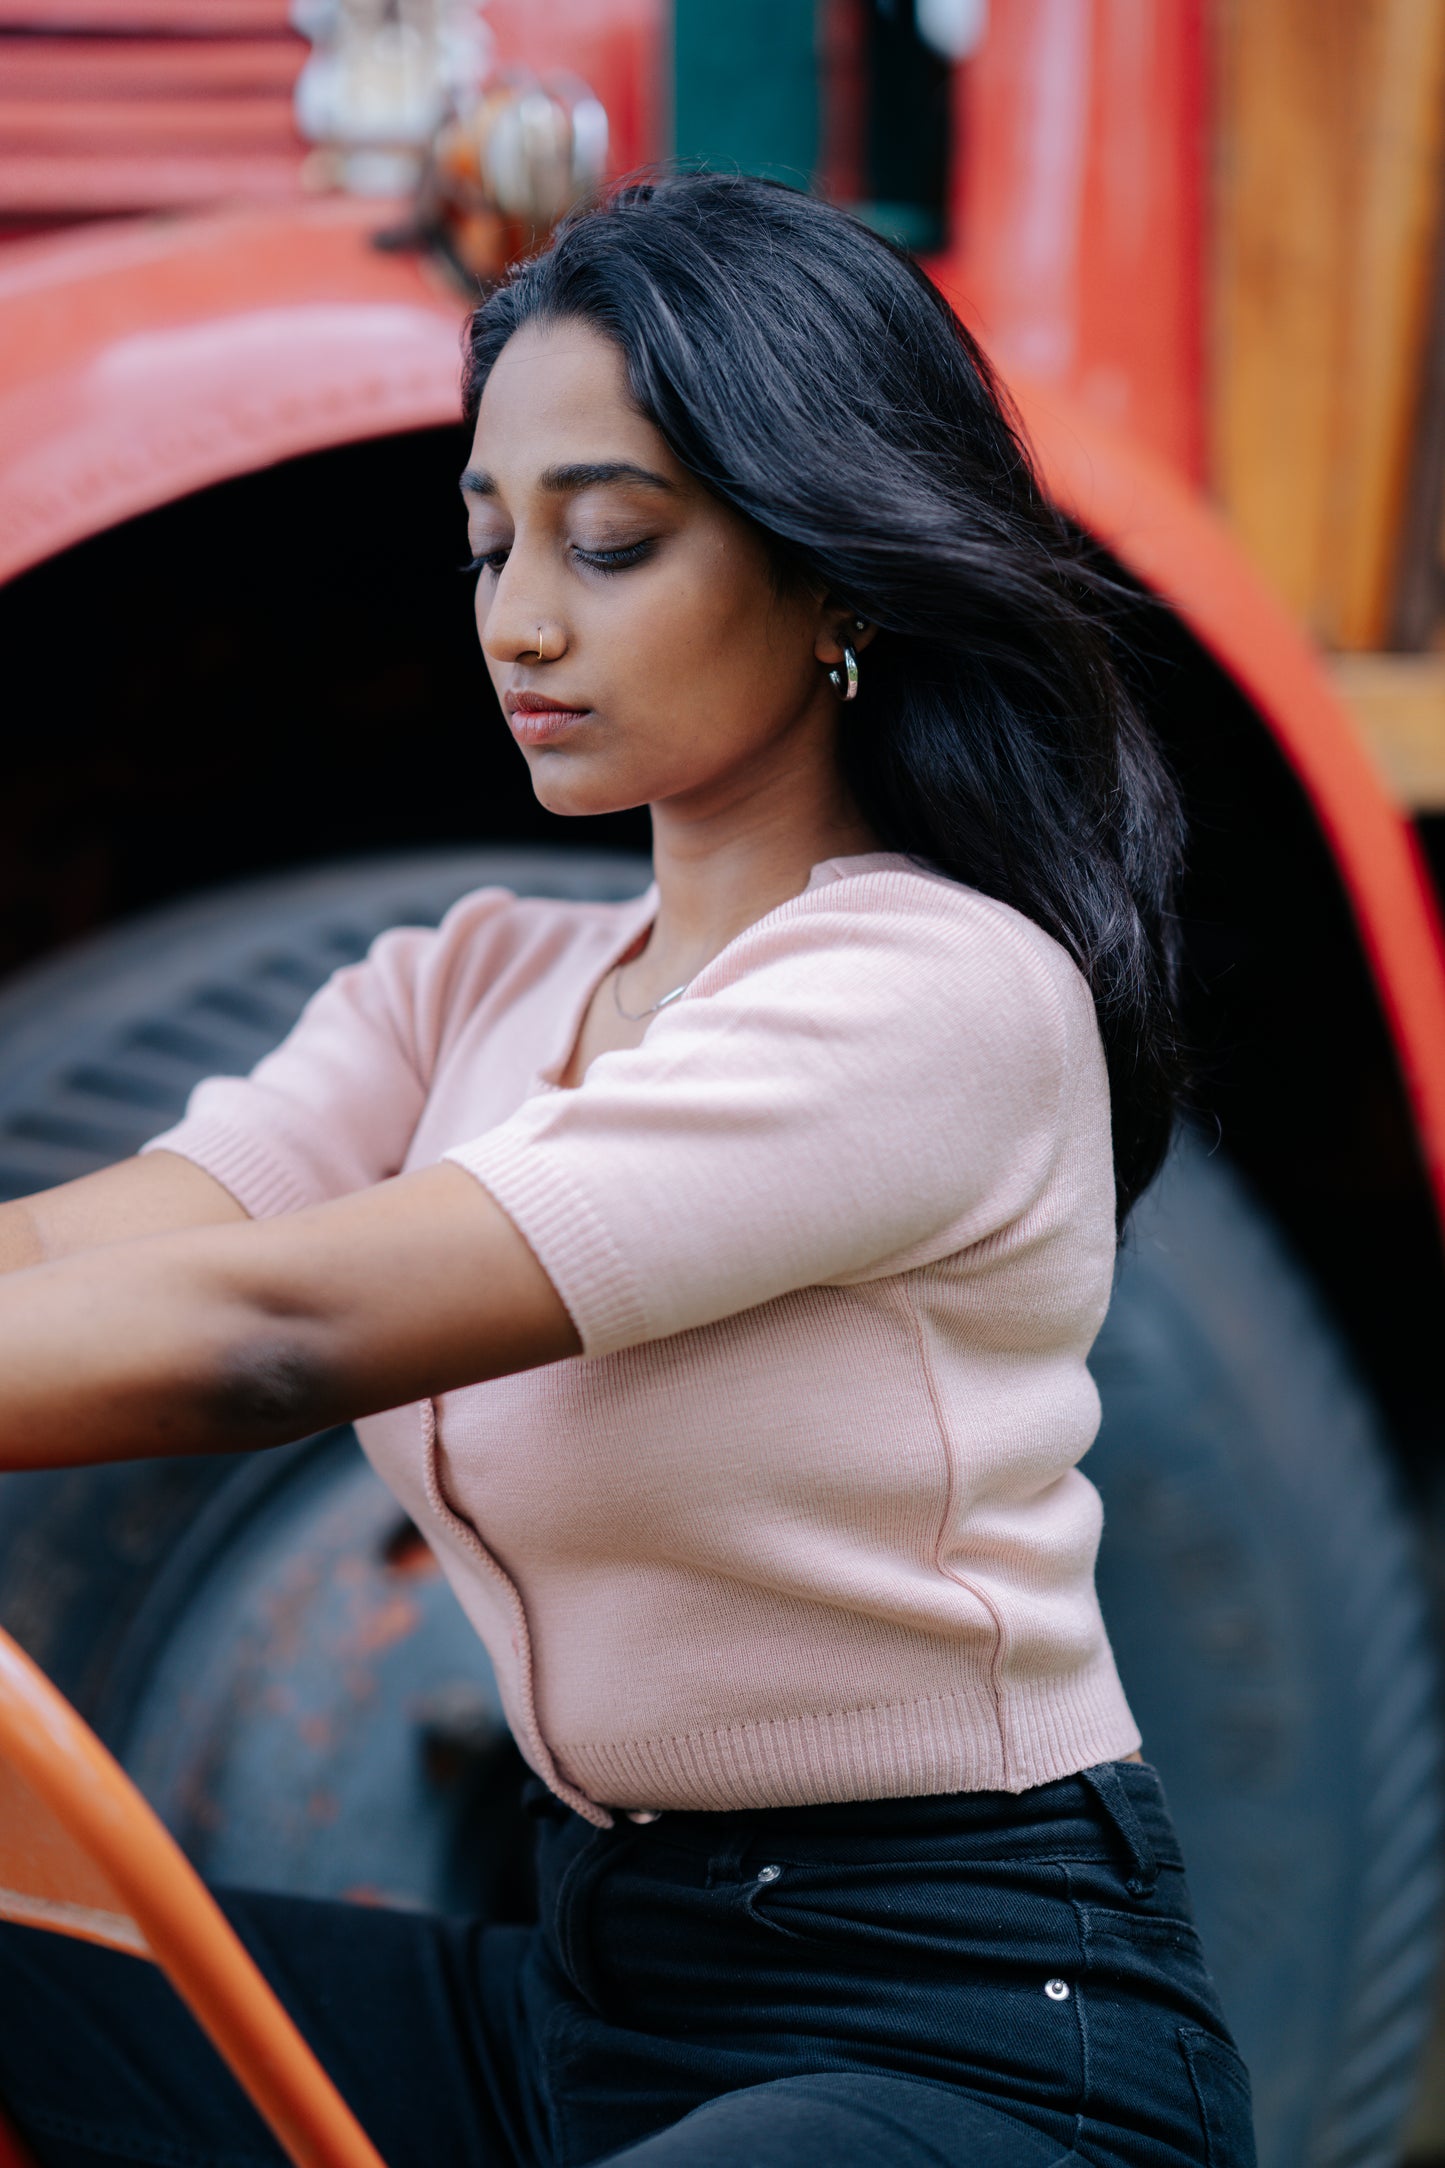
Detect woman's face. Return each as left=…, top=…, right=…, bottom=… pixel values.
left=463, top=317, right=850, bottom=820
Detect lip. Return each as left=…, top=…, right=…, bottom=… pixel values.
left=504, top=688, right=593, bottom=746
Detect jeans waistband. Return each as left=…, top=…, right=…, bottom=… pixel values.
left=536, top=1760, right=1186, bottom=1876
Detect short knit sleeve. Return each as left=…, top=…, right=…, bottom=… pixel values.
left=138, top=887, right=521, bottom=1217
left=444, top=878, right=1079, bottom=1359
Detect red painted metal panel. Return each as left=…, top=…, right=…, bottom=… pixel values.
left=0, top=3, right=307, bottom=224
left=0, top=202, right=462, bottom=579
left=0, top=151, right=307, bottom=212
left=0, top=205, right=1440, bottom=1243
left=2, top=36, right=303, bottom=98
left=931, top=0, right=1206, bottom=484
left=0, top=0, right=292, bottom=26
left=0, top=97, right=301, bottom=151
left=1014, top=380, right=1445, bottom=1230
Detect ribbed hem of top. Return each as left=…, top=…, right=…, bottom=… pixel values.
left=444, top=1129, right=649, bottom=1357
left=138, top=1117, right=321, bottom=1220
left=552, top=1659, right=1142, bottom=1813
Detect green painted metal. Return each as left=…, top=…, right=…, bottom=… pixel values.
left=671, top=0, right=820, bottom=186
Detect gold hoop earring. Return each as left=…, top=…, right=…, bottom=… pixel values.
left=828, top=645, right=859, bottom=703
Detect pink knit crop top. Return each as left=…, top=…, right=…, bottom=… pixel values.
left=140, top=850, right=1140, bottom=1825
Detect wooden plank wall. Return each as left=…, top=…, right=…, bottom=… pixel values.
left=1212, top=0, right=1445, bottom=652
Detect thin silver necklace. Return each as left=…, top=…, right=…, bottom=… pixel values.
left=611, top=963, right=690, bottom=1022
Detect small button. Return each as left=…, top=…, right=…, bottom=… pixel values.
left=626, top=1809, right=662, bottom=1824
left=756, top=1864, right=782, bottom=1884
left=1044, top=1978, right=1071, bottom=2002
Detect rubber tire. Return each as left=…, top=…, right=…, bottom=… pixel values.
left=0, top=846, right=1437, bottom=2168
left=1091, top=1135, right=1442, bottom=2168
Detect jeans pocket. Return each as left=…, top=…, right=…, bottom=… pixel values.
left=731, top=1860, right=924, bottom=1962
left=1179, top=2027, right=1257, bottom=2168
left=733, top=1867, right=827, bottom=1946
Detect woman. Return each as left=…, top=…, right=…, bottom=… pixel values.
left=0, top=174, right=1254, bottom=2166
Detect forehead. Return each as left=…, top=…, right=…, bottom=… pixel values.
left=468, top=319, right=675, bottom=485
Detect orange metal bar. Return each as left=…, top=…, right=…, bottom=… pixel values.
left=0, top=1628, right=387, bottom=2168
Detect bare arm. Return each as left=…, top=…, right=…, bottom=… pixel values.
left=0, top=1162, right=580, bottom=1471
left=0, top=1152, right=249, bottom=1276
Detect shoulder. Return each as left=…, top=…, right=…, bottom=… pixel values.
left=366, top=878, right=652, bottom=1011
left=424, top=879, right=651, bottom=963
left=321, top=880, right=654, bottom=1082
left=694, top=852, right=1093, bottom=1068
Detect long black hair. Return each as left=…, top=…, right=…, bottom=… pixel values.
left=462, top=171, right=1187, bottom=1227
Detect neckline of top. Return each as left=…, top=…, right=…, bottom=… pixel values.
left=530, top=850, right=930, bottom=1094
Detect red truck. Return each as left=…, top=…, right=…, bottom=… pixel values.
left=1, top=9, right=1442, bottom=2165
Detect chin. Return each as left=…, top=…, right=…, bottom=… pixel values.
left=526, top=755, right=646, bottom=821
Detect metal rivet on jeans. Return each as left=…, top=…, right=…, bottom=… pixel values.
left=756, top=1864, right=782, bottom=1884
left=1044, top=1979, right=1071, bottom=2002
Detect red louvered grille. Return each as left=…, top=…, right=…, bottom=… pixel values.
left=0, top=0, right=309, bottom=234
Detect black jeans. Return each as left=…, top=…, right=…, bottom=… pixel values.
left=0, top=1759, right=1255, bottom=2167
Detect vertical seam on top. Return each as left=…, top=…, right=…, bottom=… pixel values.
left=899, top=1272, right=1013, bottom=1785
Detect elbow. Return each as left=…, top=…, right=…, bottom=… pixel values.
left=202, top=1328, right=339, bottom=1449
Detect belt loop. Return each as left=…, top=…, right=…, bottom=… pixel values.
left=705, top=1815, right=762, bottom=1888
left=1079, top=1762, right=1159, bottom=1896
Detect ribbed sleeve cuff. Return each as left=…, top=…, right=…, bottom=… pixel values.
left=443, top=1129, right=649, bottom=1358
left=138, top=1116, right=324, bottom=1220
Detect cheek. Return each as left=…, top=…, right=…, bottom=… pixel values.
left=619, top=541, right=796, bottom=699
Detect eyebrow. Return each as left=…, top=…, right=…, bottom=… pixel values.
left=459, top=460, right=676, bottom=498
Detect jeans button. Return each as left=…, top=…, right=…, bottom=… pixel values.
left=1044, top=1978, right=1071, bottom=2002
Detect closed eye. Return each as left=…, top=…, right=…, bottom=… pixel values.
left=459, top=539, right=656, bottom=578
left=572, top=539, right=656, bottom=573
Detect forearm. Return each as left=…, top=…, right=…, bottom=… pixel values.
left=0, top=1162, right=578, bottom=1473
left=0, top=1241, right=326, bottom=1469
left=0, top=1200, right=43, bottom=1277
left=0, top=1154, right=247, bottom=1282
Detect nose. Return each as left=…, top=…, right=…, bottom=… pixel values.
left=479, top=550, right=570, bottom=667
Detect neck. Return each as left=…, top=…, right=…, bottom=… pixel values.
left=633, top=736, right=881, bottom=993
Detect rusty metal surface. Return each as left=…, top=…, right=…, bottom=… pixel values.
left=114, top=1431, right=519, bottom=1914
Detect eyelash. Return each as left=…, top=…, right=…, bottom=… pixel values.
left=460, top=540, right=655, bottom=578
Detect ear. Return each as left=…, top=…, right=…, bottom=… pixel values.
left=814, top=602, right=879, bottom=668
